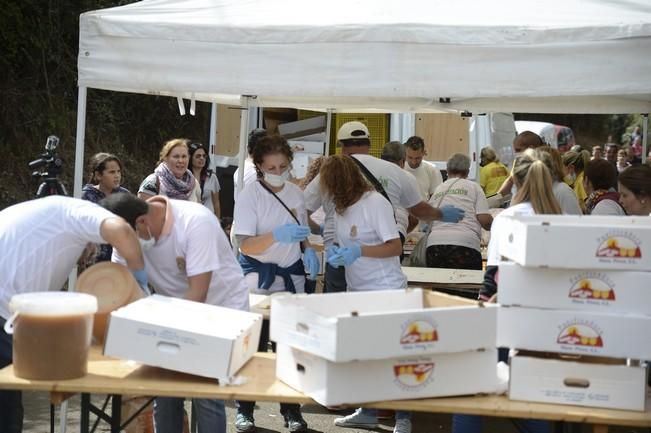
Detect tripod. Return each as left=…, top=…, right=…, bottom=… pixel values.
left=35, top=177, right=68, bottom=197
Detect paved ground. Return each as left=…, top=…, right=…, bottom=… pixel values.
left=21, top=391, right=645, bottom=433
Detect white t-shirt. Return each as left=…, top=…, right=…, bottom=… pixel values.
left=335, top=192, right=407, bottom=291
left=113, top=198, right=249, bottom=311
left=233, top=181, right=307, bottom=293
left=426, top=178, right=490, bottom=252
left=233, top=158, right=258, bottom=201
left=304, top=154, right=422, bottom=247
left=200, top=172, right=221, bottom=214
left=0, top=196, right=114, bottom=319
left=553, top=181, right=582, bottom=215
left=486, top=202, right=535, bottom=266
left=404, top=161, right=443, bottom=201
left=592, top=199, right=626, bottom=216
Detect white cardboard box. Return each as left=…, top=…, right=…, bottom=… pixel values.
left=497, top=214, right=651, bottom=270
left=509, top=351, right=647, bottom=411
left=104, top=295, right=262, bottom=379
left=498, top=306, right=651, bottom=360
left=270, top=289, right=497, bottom=362
left=498, top=262, right=651, bottom=315
left=276, top=344, right=499, bottom=406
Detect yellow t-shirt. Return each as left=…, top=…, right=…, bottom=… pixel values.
left=573, top=172, right=587, bottom=210
left=480, top=162, right=509, bottom=196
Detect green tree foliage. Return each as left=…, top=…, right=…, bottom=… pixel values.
left=0, top=0, right=210, bottom=209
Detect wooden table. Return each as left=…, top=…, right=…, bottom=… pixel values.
left=1, top=348, right=650, bottom=433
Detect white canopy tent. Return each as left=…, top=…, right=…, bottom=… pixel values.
left=75, top=0, right=651, bottom=196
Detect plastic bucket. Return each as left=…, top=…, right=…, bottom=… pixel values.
left=4, top=291, right=97, bottom=380
left=77, top=262, right=143, bottom=344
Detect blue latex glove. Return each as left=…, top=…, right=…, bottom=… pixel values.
left=440, top=206, right=465, bottom=223
left=303, top=247, right=320, bottom=280
left=327, top=245, right=362, bottom=267
left=272, top=224, right=310, bottom=243
left=131, top=268, right=149, bottom=292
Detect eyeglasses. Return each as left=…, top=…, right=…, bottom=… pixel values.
left=189, top=142, right=205, bottom=151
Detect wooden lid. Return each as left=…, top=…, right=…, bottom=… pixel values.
left=77, top=262, right=141, bottom=313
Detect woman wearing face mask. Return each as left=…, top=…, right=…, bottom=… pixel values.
left=232, top=135, right=315, bottom=433
left=81, top=153, right=130, bottom=263
left=138, top=138, right=201, bottom=202
left=562, top=149, right=590, bottom=212
left=618, top=165, right=651, bottom=216
left=189, top=142, right=221, bottom=218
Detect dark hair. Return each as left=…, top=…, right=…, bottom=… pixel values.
left=619, top=165, right=651, bottom=200
left=99, top=192, right=149, bottom=229
left=252, top=135, right=293, bottom=178
left=88, top=153, right=123, bottom=183
left=585, top=159, right=618, bottom=191
left=248, top=128, right=268, bottom=156
left=339, top=138, right=371, bottom=147
left=404, top=136, right=425, bottom=151
left=514, top=131, right=544, bottom=150
left=189, top=142, right=211, bottom=195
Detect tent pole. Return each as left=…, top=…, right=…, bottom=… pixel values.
left=642, top=114, right=649, bottom=164
left=209, top=102, right=217, bottom=157
left=236, top=96, right=251, bottom=195
left=73, top=86, right=88, bottom=199
left=325, top=109, right=333, bottom=156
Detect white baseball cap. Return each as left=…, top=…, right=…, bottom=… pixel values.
left=337, top=121, right=370, bottom=141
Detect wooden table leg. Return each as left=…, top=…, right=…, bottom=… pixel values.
left=592, top=425, right=608, bottom=433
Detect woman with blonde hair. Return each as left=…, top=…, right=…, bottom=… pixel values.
left=536, top=146, right=582, bottom=214
left=138, top=138, right=201, bottom=202
left=320, top=155, right=411, bottom=433
left=454, top=148, right=559, bottom=433
left=562, top=149, right=591, bottom=211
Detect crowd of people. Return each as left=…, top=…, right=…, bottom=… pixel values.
left=0, top=120, right=649, bottom=433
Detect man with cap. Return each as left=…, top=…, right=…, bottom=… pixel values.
left=304, top=121, right=464, bottom=295
left=0, top=195, right=145, bottom=433
left=100, top=192, right=249, bottom=433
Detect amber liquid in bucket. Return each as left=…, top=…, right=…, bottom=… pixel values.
left=13, top=313, right=93, bottom=380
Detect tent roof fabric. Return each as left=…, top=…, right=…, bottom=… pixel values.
left=78, top=0, right=651, bottom=113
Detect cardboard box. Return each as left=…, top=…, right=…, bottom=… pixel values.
left=498, top=262, right=651, bottom=315
left=509, top=351, right=647, bottom=411
left=270, top=289, right=496, bottom=362
left=278, top=116, right=326, bottom=139
left=104, top=295, right=262, bottom=379
left=498, top=306, right=651, bottom=360
left=277, top=344, right=499, bottom=406
left=496, top=214, right=651, bottom=271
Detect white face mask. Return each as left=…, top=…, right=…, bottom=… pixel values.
left=264, top=169, right=291, bottom=187
left=138, top=225, right=156, bottom=251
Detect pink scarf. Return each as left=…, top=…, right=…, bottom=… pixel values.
left=154, top=163, right=196, bottom=200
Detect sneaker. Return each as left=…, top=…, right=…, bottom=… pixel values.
left=334, top=408, right=378, bottom=429
left=393, top=418, right=412, bottom=433
left=235, top=412, right=256, bottom=433
left=283, top=407, right=308, bottom=433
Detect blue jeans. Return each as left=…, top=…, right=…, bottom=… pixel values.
left=0, top=316, right=23, bottom=433
left=154, top=397, right=225, bottom=433
left=360, top=408, right=411, bottom=421
left=452, top=415, right=550, bottom=433
left=324, top=263, right=347, bottom=293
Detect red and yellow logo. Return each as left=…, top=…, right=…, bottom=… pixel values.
left=568, top=279, right=615, bottom=301
left=596, top=237, right=641, bottom=259
left=400, top=321, right=438, bottom=345
left=557, top=325, right=603, bottom=347
left=393, top=362, right=434, bottom=386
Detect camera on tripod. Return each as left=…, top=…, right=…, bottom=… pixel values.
left=29, top=135, right=68, bottom=197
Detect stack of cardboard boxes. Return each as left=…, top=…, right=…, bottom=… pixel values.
left=270, top=288, right=501, bottom=406
left=496, top=214, right=651, bottom=411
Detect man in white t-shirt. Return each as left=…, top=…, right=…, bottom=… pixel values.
left=0, top=195, right=145, bottom=433
left=403, top=136, right=443, bottom=201
left=304, top=121, right=464, bottom=294
left=104, top=193, right=249, bottom=433
left=380, top=140, right=411, bottom=241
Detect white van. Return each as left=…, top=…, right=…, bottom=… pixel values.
left=515, top=120, right=575, bottom=153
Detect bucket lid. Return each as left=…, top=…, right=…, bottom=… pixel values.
left=76, top=262, right=140, bottom=313
left=9, top=292, right=98, bottom=316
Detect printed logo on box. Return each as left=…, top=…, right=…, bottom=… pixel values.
left=557, top=320, right=603, bottom=353
left=568, top=273, right=616, bottom=304
left=596, top=231, right=642, bottom=261
left=393, top=361, right=434, bottom=390
left=400, top=319, right=438, bottom=347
